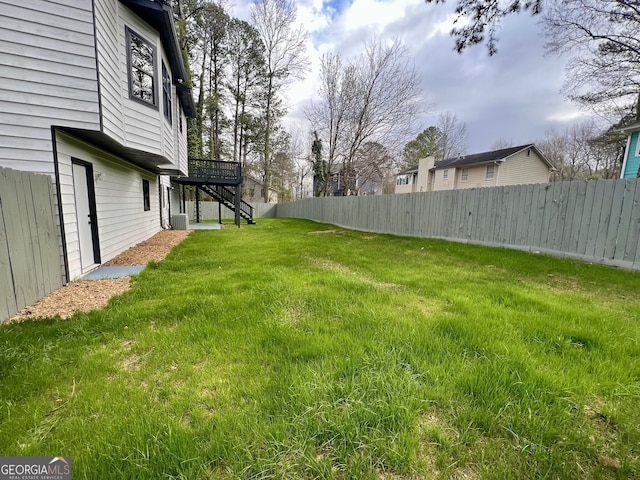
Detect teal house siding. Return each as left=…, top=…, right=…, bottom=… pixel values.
left=623, top=130, right=640, bottom=178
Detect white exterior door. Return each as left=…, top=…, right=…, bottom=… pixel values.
left=72, top=162, right=98, bottom=271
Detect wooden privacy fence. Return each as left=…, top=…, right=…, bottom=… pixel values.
left=277, top=178, right=640, bottom=270
left=0, top=167, right=62, bottom=322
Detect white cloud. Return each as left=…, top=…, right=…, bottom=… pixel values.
left=231, top=0, right=592, bottom=153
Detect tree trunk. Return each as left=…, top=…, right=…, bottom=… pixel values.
left=263, top=76, right=273, bottom=202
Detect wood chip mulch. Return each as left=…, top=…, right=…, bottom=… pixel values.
left=9, top=229, right=191, bottom=322
left=103, top=230, right=191, bottom=266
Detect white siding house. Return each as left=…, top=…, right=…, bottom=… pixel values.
left=0, top=0, right=196, bottom=281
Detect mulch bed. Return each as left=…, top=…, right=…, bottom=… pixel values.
left=9, top=229, right=191, bottom=322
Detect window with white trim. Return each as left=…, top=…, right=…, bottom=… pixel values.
left=127, top=28, right=157, bottom=107
left=396, top=174, right=411, bottom=185
left=461, top=167, right=469, bottom=181
left=443, top=169, right=449, bottom=180
left=486, top=164, right=495, bottom=180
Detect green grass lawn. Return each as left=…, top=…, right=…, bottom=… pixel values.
left=1, top=218, right=639, bottom=479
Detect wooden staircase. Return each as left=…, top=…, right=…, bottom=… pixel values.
left=200, top=184, right=255, bottom=224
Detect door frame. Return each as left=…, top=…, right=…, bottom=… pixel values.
left=71, top=158, right=101, bottom=266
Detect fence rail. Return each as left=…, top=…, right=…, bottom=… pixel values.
left=276, top=179, right=640, bottom=270
left=184, top=201, right=277, bottom=222
left=0, top=167, right=63, bottom=322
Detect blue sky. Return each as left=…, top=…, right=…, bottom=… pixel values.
left=231, top=0, right=589, bottom=154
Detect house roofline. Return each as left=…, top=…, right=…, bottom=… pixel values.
left=433, top=144, right=554, bottom=170
left=397, top=166, right=418, bottom=175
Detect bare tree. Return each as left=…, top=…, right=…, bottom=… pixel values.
left=490, top=138, right=515, bottom=150
left=250, top=0, right=309, bottom=201
left=353, top=142, right=395, bottom=195
left=424, top=0, right=542, bottom=55
left=437, top=112, right=467, bottom=160
left=288, top=128, right=312, bottom=199
left=542, top=0, right=640, bottom=121
left=307, top=38, right=424, bottom=195
left=536, top=120, right=622, bottom=180
left=306, top=53, right=351, bottom=195
left=424, top=0, right=640, bottom=121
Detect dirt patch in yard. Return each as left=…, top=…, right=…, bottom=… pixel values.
left=9, top=229, right=191, bottom=322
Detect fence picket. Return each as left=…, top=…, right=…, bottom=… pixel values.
left=0, top=167, right=62, bottom=322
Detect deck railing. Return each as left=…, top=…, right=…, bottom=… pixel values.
left=188, top=159, right=241, bottom=184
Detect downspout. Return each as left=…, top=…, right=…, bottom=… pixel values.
left=494, top=160, right=502, bottom=186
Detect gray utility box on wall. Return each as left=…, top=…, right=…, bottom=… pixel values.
left=171, top=214, right=189, bottom=230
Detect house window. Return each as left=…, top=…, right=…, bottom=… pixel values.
left=127, top=28, right=156, bottom=107
left=486, top=164, right=495, bottom=180
left=443, top=169, right=449, bottom=180
left=142, top=179, right=150, bottom=211
left=461, top=168, right=469, bottom=181
left=178, top=100, right=183, bottom=133
left=396, top=174, right=411, bottom=186
left=162, top=62, right=172, bottom=124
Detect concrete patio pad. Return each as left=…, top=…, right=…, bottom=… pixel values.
left=189, top=223, right=222, bottom=230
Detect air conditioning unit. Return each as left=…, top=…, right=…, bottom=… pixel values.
left=171, top=213, right=189, bottom=230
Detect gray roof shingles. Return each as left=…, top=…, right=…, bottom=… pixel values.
left=435, top=144, right=534, bottom=169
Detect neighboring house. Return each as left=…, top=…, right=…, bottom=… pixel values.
left=0, top=0, right=196, bottom=281
left=395, top=144, right=553, bottom=194
left=620, top=121, right=640, bottom=179
left=242, top=175, right=277, bottom=203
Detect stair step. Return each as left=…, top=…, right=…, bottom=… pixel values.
left=198, top=183, right=255, bottom=224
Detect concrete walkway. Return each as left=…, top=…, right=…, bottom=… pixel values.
left=83, top=265, right=145, bottom=280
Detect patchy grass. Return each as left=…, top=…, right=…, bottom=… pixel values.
left=1, top=218, right=639, bottom=479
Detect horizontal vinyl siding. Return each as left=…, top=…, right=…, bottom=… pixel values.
left=456, top=165, right=497, bottom=189
left=395, top=184, right=415, bottom=194
left=94, top=0, right=185, bottom=168
left=432, top=169, right=456, bottom=191
left=160, top=71, right=174, bottom=161
left=623, top=132, right=640, bottom=179
left=159, top=175, right=171, bottom=228
left=94, top=0, right=125, bottom=145
left=177, top=100, right=188, bottom=175
left=499, top=150, right=550, bottom=185
left=0, top=0, right=99, bottom=175
left=56, top=131, right=161, bottom=280
left=102, top=3, right=163, bottom=154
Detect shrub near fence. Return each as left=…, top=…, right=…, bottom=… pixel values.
left=0, top=167, right=62, bottom=321
left=276, top=178, right=640, bottom=270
